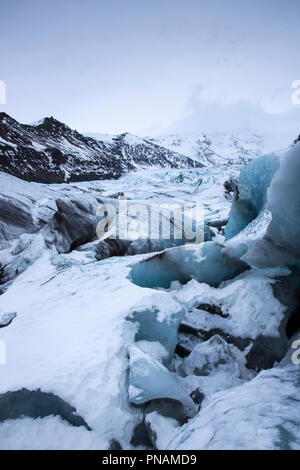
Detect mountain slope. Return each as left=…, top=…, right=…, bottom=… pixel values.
left=0, top=113, right=202, bottom=183
left=145, top=130, right=268, bottom=166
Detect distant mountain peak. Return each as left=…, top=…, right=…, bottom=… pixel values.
left=0, top=112, right=17, bottom=125
left=32, top=116, right=73, bottom=134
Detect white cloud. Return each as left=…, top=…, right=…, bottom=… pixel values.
left=164, top=90, right=300, bottom=149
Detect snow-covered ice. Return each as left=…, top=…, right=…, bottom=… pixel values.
left=165, top=345, right=300, bottom=450
left=0, top=141, right=299, bottom=450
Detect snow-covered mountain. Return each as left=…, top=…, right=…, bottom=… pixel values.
left=145, top=129, right=270, bottom=166
left=0, top=113, right=202, bottom=183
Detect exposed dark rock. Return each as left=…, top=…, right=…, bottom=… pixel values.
left=94, top=238, right=130, bottom=260
left=274, top=268, right=300, bottom=340
left=0, top=113, right=202, bottom=184
left=177, top=323, right=252, bottom=358
left=175, top=342, right=194, bottom=358
left=224, top=177, right=238, bottom=201
left=207, top=219, right=228, bottom=234
left=145, top=399, right=187, bottom=425
left=107, top=191, right=125, bottom=199
left=43, top=198, right=98, bottom=253
left=196, top=303, right=229, bottom=318
left=130, top=421, right=154, bottom=448
left=245, top=335, right=287, bottom=371
left=245, top=268, right=300, bottom=371
left=223, top=177, right=238, bottom=193
left=0, top=388, right=90, bottom=429
left=108, top=439, right=123, bottom=450
left=144, top=399, right=187, bottom=449
left=190, top=389, right=204, bottom=405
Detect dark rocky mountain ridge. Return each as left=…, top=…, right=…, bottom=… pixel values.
left=0, top=113, right=202, bottom=183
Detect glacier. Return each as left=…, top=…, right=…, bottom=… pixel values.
left=0, top=137, right=299, bottom=450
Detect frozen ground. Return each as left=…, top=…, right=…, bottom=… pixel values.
left=0, top=147, right=299, bottom=450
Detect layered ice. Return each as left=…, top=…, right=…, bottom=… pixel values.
left=225, top=153, right=279, bottom=240
left=243, top=142, right=300, bottom=267
left=174, top=268, right=288, bottom=370
left=127, top=344, right=196, bottom=416
left=126, top=292, right=186, bottom=358
left=130, top=241, right=247, bottom=289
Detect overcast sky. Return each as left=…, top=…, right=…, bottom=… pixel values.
left=0, top=0, right=299, bottom=138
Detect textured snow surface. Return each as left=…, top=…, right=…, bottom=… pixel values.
left=0, top=416, right=105, bottom=450
left=0, top=253, right=148, bottom=448
left=174, top=270, right=285, bottom=340
left=166, top=349, right=300, bottom=450
left=0, top=165, right=236, bottom=250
